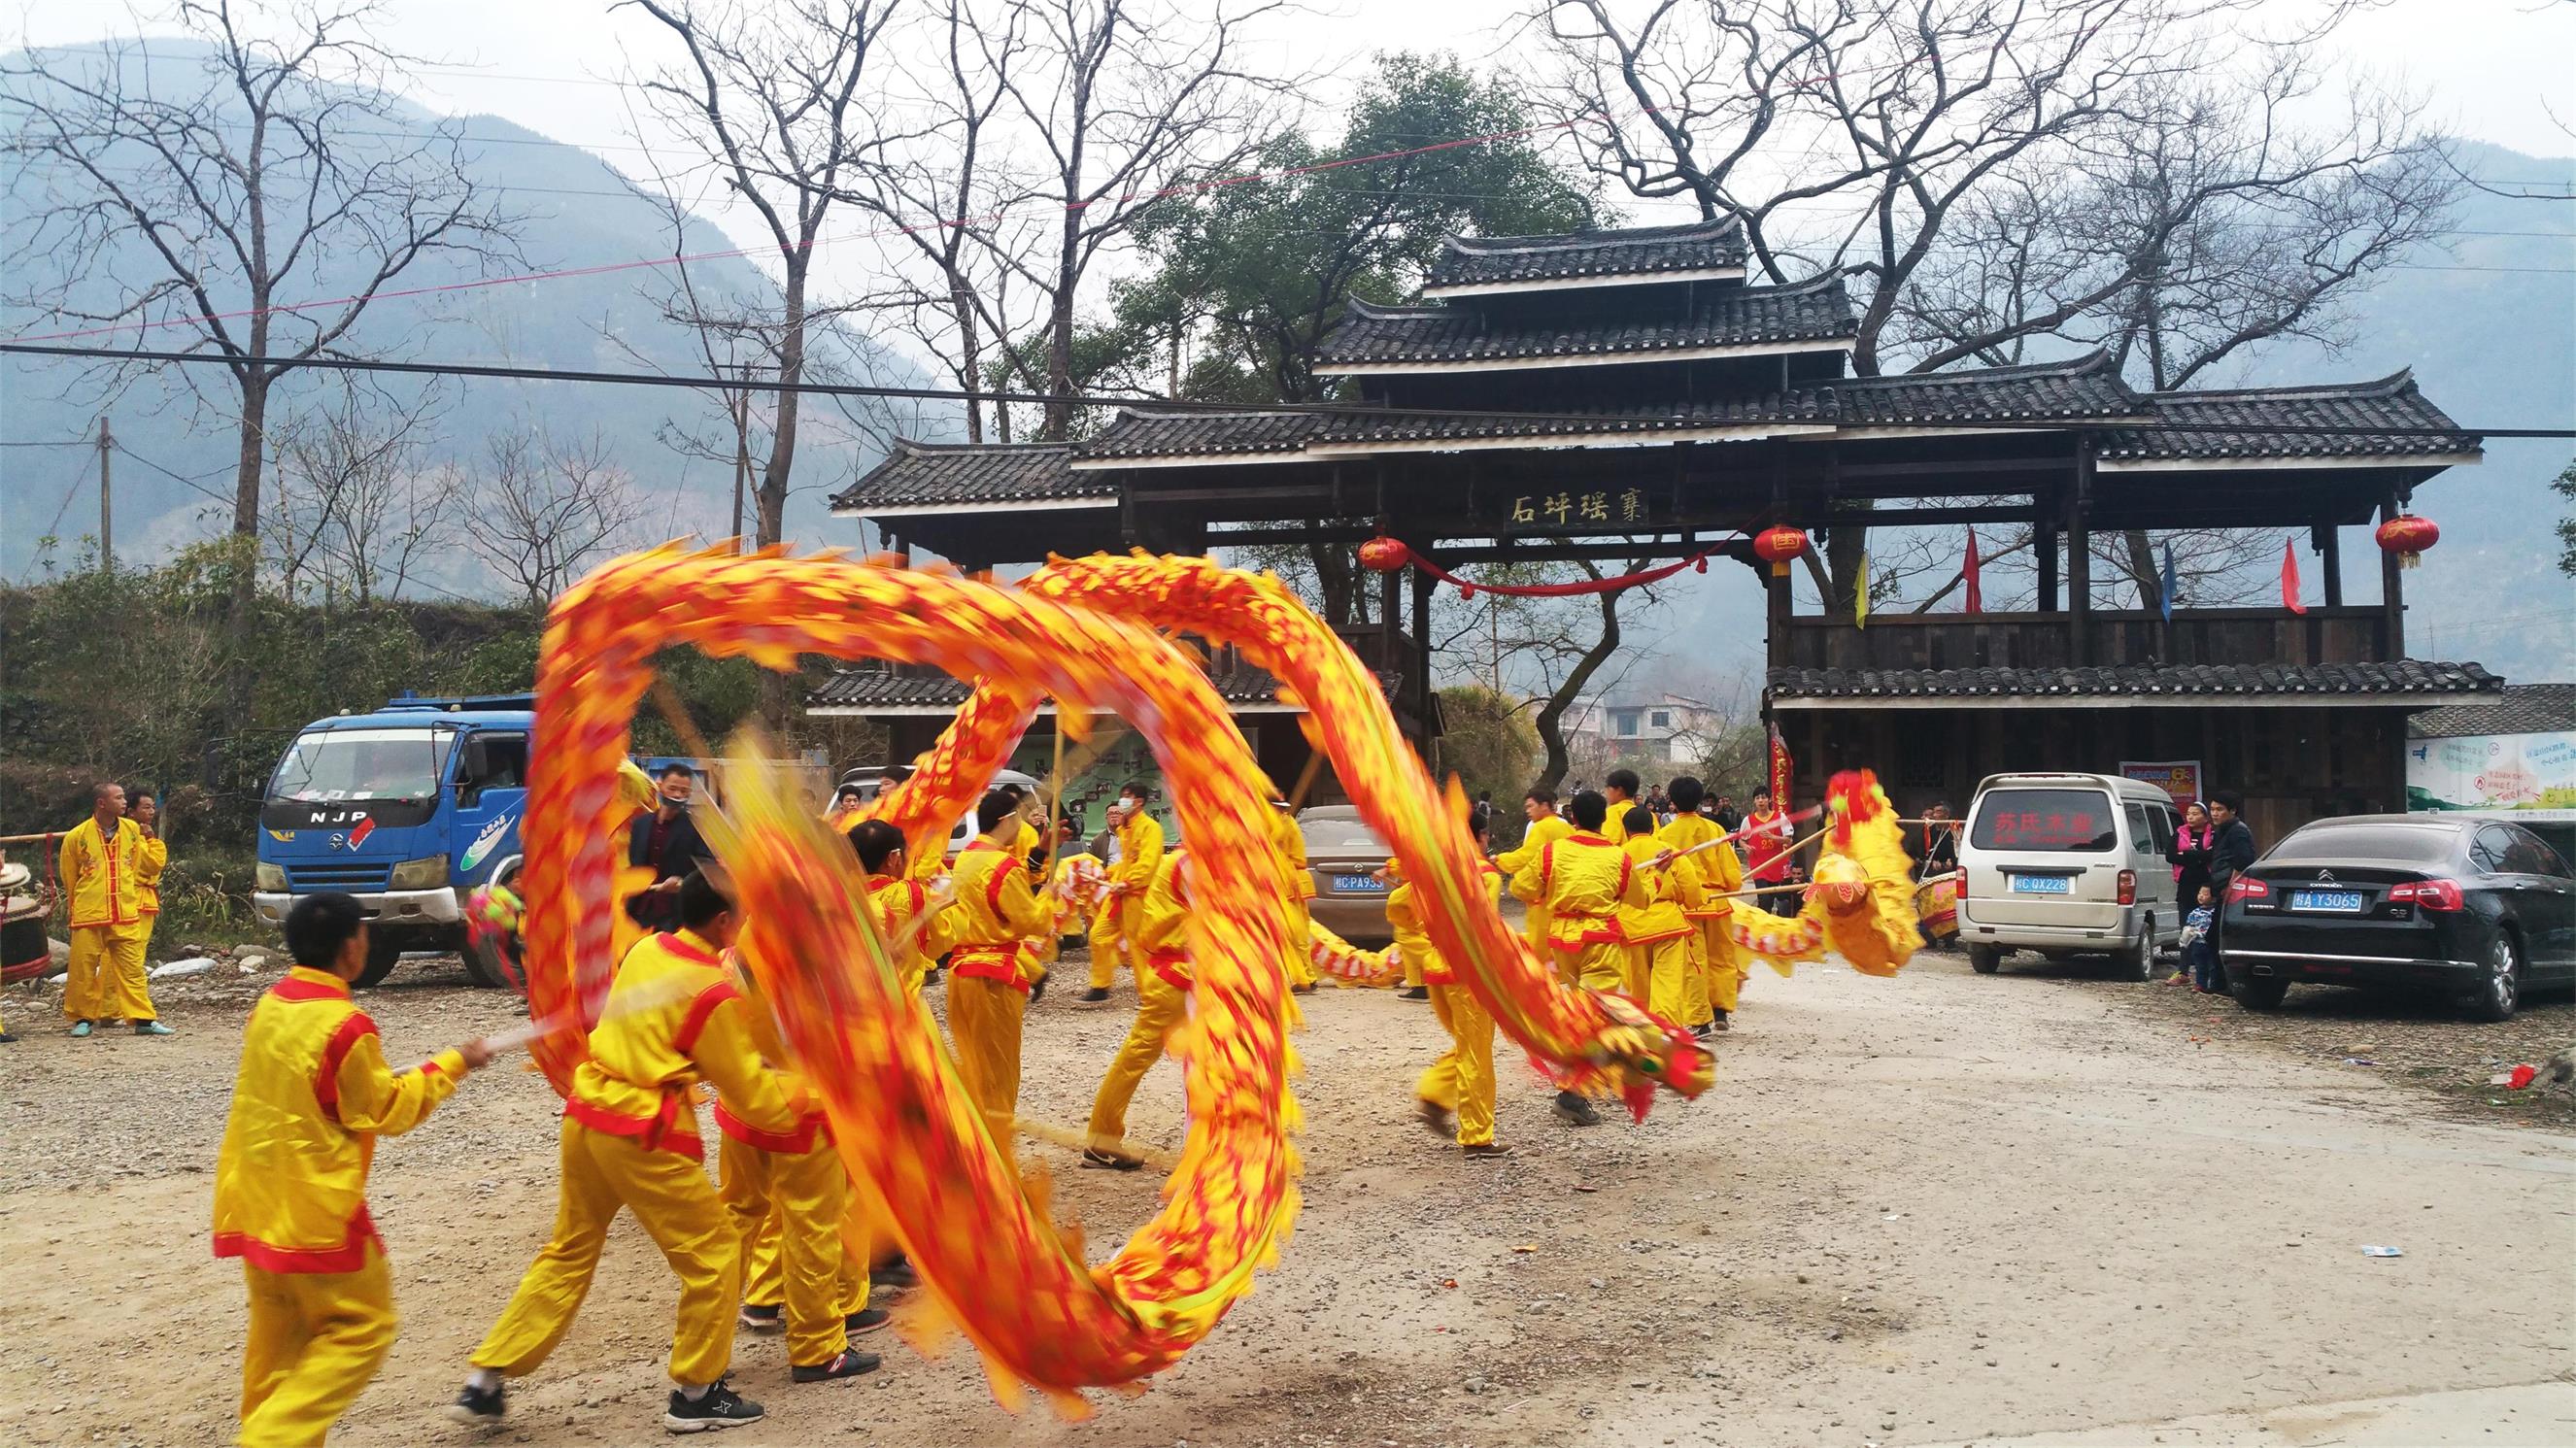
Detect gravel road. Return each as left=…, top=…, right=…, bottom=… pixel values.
left=3, top=949, right=2570, bottom=1448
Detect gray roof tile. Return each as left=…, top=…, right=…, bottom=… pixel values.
left=2407, top=684, right=2576, bottom=739
left=2098, top=371, right=2480, bottom=461
left=830, top=440, right=1097, bottom=512
left=1424, top=219, right=1746, bottom=290
left=1768, top=660, right=2505, bottom=702
left=1318, top=275, right=1853, bottom=367
left=1079, top=409, right=1324, bottom=461
left=808, top=662, right=1395, bottom=710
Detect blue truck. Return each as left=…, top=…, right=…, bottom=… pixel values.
left=252, top=691, right=559, bottom=988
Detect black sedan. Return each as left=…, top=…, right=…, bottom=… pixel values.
left=2220, top=815, right=2576, bottom=1021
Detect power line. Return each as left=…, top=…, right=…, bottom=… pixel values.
left=5, top=340, right=2567, bottom=439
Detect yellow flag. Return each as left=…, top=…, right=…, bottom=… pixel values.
left=1854, top=553, right=1871, bottom=628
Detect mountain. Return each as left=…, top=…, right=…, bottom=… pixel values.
left=0, top=42, right=932, bottom=586
left=1638, top=141, right=2576, bottom=692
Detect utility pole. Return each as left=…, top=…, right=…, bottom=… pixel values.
left=730, top=362, right=751, bottom=551
left=95, top=415, right=112, bottom=573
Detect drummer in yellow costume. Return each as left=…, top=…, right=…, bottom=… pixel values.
left=61, top=782, right=165, bottom=1036
left=1616, top=803, right=1694, bottom=1013
left=1495, top=786, right=1574, bottom=967
left=1081, top=782, right=1162, bottom=1000
left=1404, top=806, right=1512, bottom=1157
left=1081, top=847, right=1191, bottom=1169
left=1509, top=791, right=1651, bottom=1128
left=941, top=790, right=1054, bottom=1164
left=1656, top=776, right=1743, bottom=1035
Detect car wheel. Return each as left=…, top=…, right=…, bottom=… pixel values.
left=354, top=933, right=405, bottom=989
left=2123, top=919, right=2156, bottom=982
left=2234, top=975, right=2289, bottom=1012
left=2459, top=931, right=2524, bottom=1024
left=1967, top=944, right=2002, bottom=974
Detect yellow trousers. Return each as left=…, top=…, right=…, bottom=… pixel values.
left=1699, top=917, right=1745, bottom=1015
left=472, top=1119, right=738, bottom=1386
left=719, top=1134, right=851, bottom=1367
left=1085, top=966, right=1185, bottom=1152
left=742, top=1195, right=872, bottom=1321
left=1637, top=934, right=1692, bottom=1022
left=1087, top=898, right=1141, bottom=990
left=1416, top=984, right=1496, bottom=1146
left=1282, top=897, right=1315, bottom=988
left=64, top=923, right=153, bottom=1022
left=947, top=975, right=1025, bottom=1163
left=236, top=1245, right=396, bottom=1448
left=1556, top=940, right=1627, bottom=993
left=1523, top=904, right=1555, bottom=969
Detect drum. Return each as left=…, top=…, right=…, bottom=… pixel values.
left=2, top=897, right=51, bottom=983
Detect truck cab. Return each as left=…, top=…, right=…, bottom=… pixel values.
left=252, top=692, right=535, bottom=987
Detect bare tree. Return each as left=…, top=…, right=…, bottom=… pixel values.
left=1419, top=559, right=1669, bottom=792
left=465, top=430, right=649, bottom=612
left=1529, top=0, right=2454, bottom=616
left=1, top=1, right=514, bottom=657
left=268, top=378, right=454, bottom=606
left=989, top=0, right=1297, bottom=440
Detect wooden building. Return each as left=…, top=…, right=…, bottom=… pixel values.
left=822, top=219, right=2499, bottom=842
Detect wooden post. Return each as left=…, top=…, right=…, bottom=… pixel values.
left=1409, top=562, right=1435, bottom=728
left=2318, top=522, right=2344, bottom=608
left=2066, top=443, right=2093, bottom=665
left=2037, top=522, right=2059, bottom=612
left=2379, top=492, right=2407, bottom=657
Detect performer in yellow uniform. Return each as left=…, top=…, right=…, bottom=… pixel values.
left=1405, top=807, right=1512, bottom=1157
left=61, top=782, right=166, bottom=1035
left=1269, top=792, right=1318, bottom=993
left=1082, top=783, right=1163, bottom=999
left=132, top=791, right=169, bottom=959
left=1495, top=786, right=1574, bottom=965
left=1510, top=791, right=1652, bottom=1127
left=1601, top=768, right=1644, bottom=844
left=942, top=790, right=1055, bottom=1165
left=1617, top=804, right=1694, bottom=1014
left=715, top=959, right=883, bottom=1384
left=1656, top=777, right=1743, bottom=1035
left=455, top=873, right=805, bottom=1434
left=1082, top=848, right=1191, bottom=1169
left=216, top=892, right=490, bottom=1448
left=850, top=820, right=956, bottom=994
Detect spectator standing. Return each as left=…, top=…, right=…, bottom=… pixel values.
left=2167, top=800, right=2217, bottom=920
left=61, top=783, right=170, bottom=1036
left=1742, top=790, right=1796, bottom=915
left=1712, top=795, right=1743, bottom=833
left=625, top=764, right=707, bottom=936
left=1914, top=802, right=1958, bottom=881
left=2203, top=792, right=2257, bottom=981
left=131, top=791, right=170, bottom=963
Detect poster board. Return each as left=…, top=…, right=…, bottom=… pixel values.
left=2118, top=759, right=2202, bottom=808
left=2408, top=731, right=2576, bottom=814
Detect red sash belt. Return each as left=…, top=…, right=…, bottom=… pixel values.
left=565, top=1086, right=703, bottom=1160
left=713, top=1101, right=829, bottom=1156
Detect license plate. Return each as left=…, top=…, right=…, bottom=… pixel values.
left=2009, top=874, right=2073, bottom=895
left=2290, top=890, right=2366, bottom=913
left=1331, top=874, right=1385, bottom=893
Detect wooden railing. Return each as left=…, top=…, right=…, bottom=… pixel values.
left=1775, top=606, right=2393, bottom=672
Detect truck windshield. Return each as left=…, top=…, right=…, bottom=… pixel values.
left=268, top=728, right=455, bottom=804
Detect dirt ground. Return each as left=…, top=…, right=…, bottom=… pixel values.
left=3, top=946, right=2572, bottom=1448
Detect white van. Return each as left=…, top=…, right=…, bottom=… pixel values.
left=1958, top=772, right=2183, bottom=979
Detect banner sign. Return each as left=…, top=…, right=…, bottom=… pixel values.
left=1769, top=723, right=1793, bottom=811
left=2118, top=759, right=2202, bottom=808
left=2408, top=732, right=2576, bottom=814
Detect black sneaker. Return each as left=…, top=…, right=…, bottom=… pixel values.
left=1081, top=1146, right=1145, bottom=1171
left=1397, top=986, right=1430, bottom=1000
left=1414, top=1097, right=1454, bottom=1140
left=1291, top=981, right=1316, bottom=994
left=0, top=1031, right=17, bottom=1044
left=1711, top=1010, right=1732, bottom=1033
left=447, top=1381, right=506, bottom=1425
left=663, top=1380, right=764, bottom=1431
left=1553, top=1091, right=1601, bottom=1127
left=790, top=1350, right=880, bottom=1384
left=845, top=1306, right=893, bottom=1335
left=873, top=1257, right=919, bottom=1292
left=1077, top=986, right=1110, bottom=1002
left=737, top=1302, right=783, bottom=1332
left=1692, top=1022, right=1715, bottom=1041
left=921, top=967, right=941, bottom=985
left=1462, top=1141, right=1515, bottom=1160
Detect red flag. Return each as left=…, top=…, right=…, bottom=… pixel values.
left=2280, top=537, right=2306, bottom=616
left=1962, top=529, right=1983, bottom=614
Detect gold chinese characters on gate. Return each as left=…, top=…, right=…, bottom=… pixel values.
left=1511, top=488, right=1647, bottom=525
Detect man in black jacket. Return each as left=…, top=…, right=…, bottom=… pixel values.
left=2204, top=791, right=2258, bottom=967
left=626, top=763, right=708, bottom=934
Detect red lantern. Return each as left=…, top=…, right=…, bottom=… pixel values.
left=1752, top=525, right=1809, bottom=578
left=1357, top=535, right=1408, bottom=572
left=2374, top=514, right=2438, bottom=569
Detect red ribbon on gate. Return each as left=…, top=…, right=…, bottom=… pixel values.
left=1366, top=538, right=1722, bottom=599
